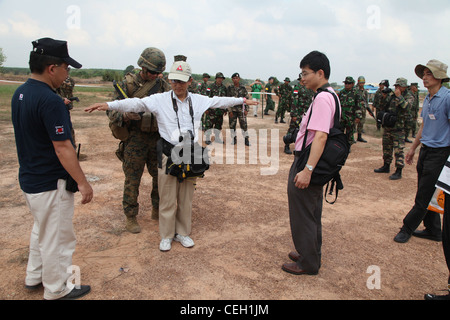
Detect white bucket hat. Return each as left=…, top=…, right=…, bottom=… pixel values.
left=415, top=59, right=449, bottom=82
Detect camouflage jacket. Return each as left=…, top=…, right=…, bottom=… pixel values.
left=56, top=76, right=75, bottom=110
left=227, top=84, right=249, bottom=112
left=291, top=84, right=313, bottom=118
left=278, top=83, right=293, bottom=104
left=209, top=82, right=228, bottom=115
left=381, top=91, right=409, bottom=130
left=198, top=81, right=211, bottom=96
left=265, top=83, right=276, bottom=100
left=338, top=88, right=363, bottom=119
left=373, top=88, right=383, bottom=111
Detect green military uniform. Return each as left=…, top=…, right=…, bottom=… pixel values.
left=338, top=77, right=364, bottom=145
left=204, top=72, right=227, bottom=144
left=227, top=73, right=250, bottom=146
left=356, top=76, right=369, bottom=143
left=198, top=73, right=212, bottom=131
left=374, top=78, right=410, bottom=180
left=276, top=77, right=293, bottom=123
left=284, top=75, right=314, bottom=154
left=373, top=80, right=389, bottom=130
left=107, top=47, right=169, bottom=233
left=410, top=83, right=420, bottom=138
left=264, top=77, right=276, bottom=115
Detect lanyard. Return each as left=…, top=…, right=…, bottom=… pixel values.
left=171, top=91, right=195, bottom=139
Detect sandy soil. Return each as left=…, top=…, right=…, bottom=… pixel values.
left=0, top=80, right=448, bottom=302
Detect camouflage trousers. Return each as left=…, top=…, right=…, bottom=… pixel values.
left=202, top=108, right=224, bottom=132
left=264, top=98, right=275, bottom=113
left=357, top=109, right=366, bottom=134
left=229, top=107, right=248, bottom=137
left=340, top=112, right=356, bottom=145
left=404, top=114, right=414, bottom=138
left=382, top=128, right=405, bottom=168
left=276, top=99, right=290, bottom=120
left=121, top=128, right=160, bottom=218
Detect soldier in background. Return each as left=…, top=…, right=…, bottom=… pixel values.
left=107, top=47, right=170, bottom=233
left=56, top=76, right=76, bottom=145
left=198, top=73, right=211, bottom=96
left=275, top=77, right=293, bottom=124
left=338, top=76, right=363, bottom=146
left=356, top=76, right=368, bottom=143
left=249, top=78, right=263, bottom=117
left=205, top=72, right=227, bottom=144
left=227, top=72, right=250, bottom=146
left=409, top=82, right=420, bottom=138
left=373, top=80, right=389, bottom=130
left=374, top=78, right=411, bottom=180
left=264, top=77, right=276, bottom=115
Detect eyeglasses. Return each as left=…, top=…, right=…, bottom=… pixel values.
left=301, top=71, right=316, bottom=78
left=50, top=64, right=71, bottom=72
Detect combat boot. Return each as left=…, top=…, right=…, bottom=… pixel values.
left=151, top=207, right=159, bottom=220
left=284, top=145, right=292, bottom=155
left=126, top=217, right=141, bottom=233
left=357, top=133, right=367, bottom=143
left=389, top=168, right=402, bottom=180
left=374, top=162, right=390, bottom=173
left=280, top=118, right=286, bottom=124
left=231, top=137, right=237, bottom=145
left=245, top=137, right=251, bottom=146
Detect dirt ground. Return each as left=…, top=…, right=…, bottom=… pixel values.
left=0, top=79, right=448, bottom=302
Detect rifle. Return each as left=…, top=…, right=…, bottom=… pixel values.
left=113, top=80, right=128, bottom=100
left=69, top=97, right=80, bottom=103
left=366, top=105, right=376, bottom=119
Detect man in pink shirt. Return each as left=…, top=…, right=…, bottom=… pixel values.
left=283, top=51, right=341, bottom=276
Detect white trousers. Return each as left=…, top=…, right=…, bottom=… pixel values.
left=23, top=179, right=76, bottom=300
left=158, top=155, right=196, bottom=239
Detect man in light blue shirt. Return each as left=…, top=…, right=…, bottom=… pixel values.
left=395, top=59, right=450, bottom=245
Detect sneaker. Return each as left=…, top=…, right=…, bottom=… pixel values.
left=57, top=285, right=91, bottom=300
left=159, top=238, right=173, bottom=252
left=174, top=234, right=195, bottom=248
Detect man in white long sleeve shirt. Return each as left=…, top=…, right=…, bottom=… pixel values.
left=86, top=59, right=258, bottom=251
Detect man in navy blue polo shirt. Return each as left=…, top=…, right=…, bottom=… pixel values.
left=11, top=38, right=93, bottom=300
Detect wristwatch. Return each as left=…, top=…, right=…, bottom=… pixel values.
left=305, top=164, right=314, bottom=172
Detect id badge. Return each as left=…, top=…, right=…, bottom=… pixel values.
left=429, top=114, right=436, bottom=120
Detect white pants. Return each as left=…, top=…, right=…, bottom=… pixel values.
left=253, top=98, right=261, bottom=116
left=24, top=179, right=76, bottom=300
left=158, top=155, right=196, bottom=239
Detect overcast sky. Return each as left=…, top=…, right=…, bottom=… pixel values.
left=0, top=0, right=449, bottom=85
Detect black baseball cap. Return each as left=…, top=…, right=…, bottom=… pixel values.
left=32, top=37, right=82, bottom=69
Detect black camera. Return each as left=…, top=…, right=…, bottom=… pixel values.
left=283, top=128, right=299, bottom=145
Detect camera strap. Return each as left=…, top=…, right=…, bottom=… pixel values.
left=171, top=91, right=195, bottom=139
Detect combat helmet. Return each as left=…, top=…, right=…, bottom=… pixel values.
left=137, top=47, right=166, bottom=73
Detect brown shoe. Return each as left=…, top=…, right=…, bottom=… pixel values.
left=126, top=217, right=141, bottom=233
left=281, top=262, right=318, bottom=275
left=288, top=251, right=300, bottom=262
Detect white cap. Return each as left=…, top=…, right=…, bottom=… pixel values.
left=168, top=61, right=192, bottom=82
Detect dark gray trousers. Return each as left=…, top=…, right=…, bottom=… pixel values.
left=287, top=157, right=324, bottom=273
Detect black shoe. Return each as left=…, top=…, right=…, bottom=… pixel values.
left=57, top=285, right=91, bottom=300
left=214, top=137, right=224, bottom=144
left=280, top=119, right=286, bottom=123
left=264, top=112, right=269, bottom=115
left=374, top=164, right=390, bottom=173
left=424, top=292, right=450, bottom=300
left=357, top=135, right=367, bottom=143
left=412, top=229, right=442, bottom=242
left=205, top=140, right=212, bottom=145
left=231, top=137, right=237, bottom=145
left=394, top=229, right=411, bottom=243
left=389, top=168, right=402, bottom=180
left=25, top=283, right=43, bottom=291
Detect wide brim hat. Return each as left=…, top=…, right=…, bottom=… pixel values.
left=168, top=61, right=192, bottom=82
left=415, top=59, right=449, bottom=82
left=32, top=37, right=82, bottom=69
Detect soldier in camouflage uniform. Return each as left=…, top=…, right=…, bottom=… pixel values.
left=107, top=47, right=170, bottom=233
left=275, top=77, right=293, bottom=124
left=284, top=74, right=314, bottom=154
left=264, top=77, right=276, bottom=115
left=198, top=73, right=211, bottom=131
left=204, top=72, right=227, bottom=144
left=227, top=73, right=250, bottom=146
left=374, top=78, right=412, bottom=180
left=409, top=82, right=420, bottom=138
left=338, top=76, right=364, bottom=146
left=373, top=80, right=389, bottom=130
left=356, top=76, right=369, bottom=143
left=56, top=76, right=76, bottom=146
